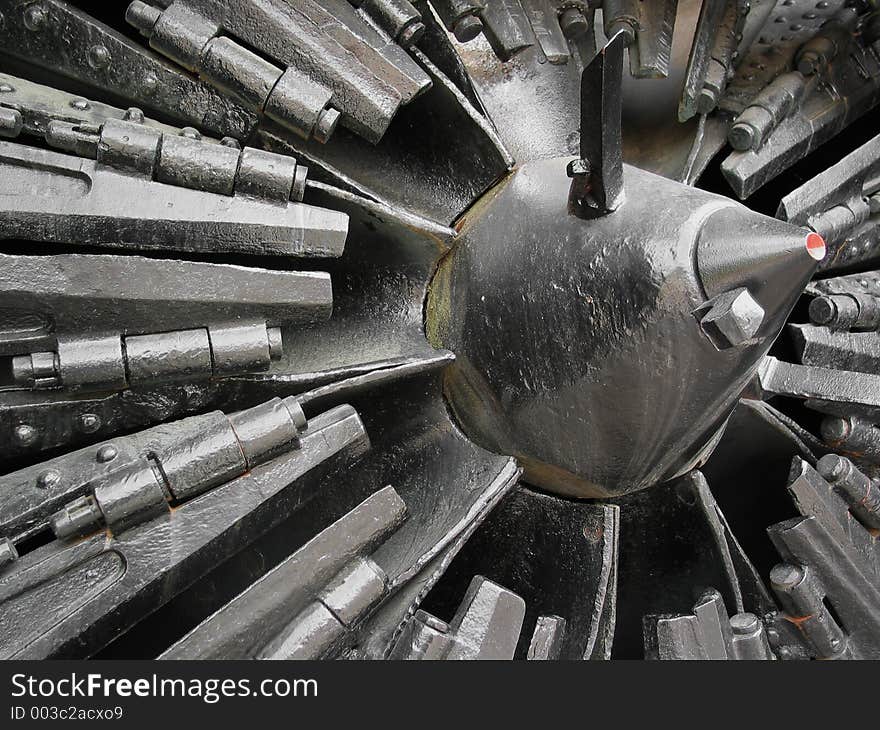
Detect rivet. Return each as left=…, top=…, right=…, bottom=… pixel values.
left=70, top=97, right=91, bottom=111
left=96, top=444, right=118, bottom=463
left=87, top=44, right=111, bottom=70
left=0, top=83, right=14, bottom=93
left=123, top=107, right=145, bottom=123
left=79, top=413, right=101, bottom=433
left=23, top=4, right=47, bottom=31
left=36, top=469, right=61, bottom=490
left=13, top=423, right=37, bottom=446
left=179, top=126, right=201, bottom=140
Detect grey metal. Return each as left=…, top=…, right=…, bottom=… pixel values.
left=778, top=133, right=880, bottom=273
left=126, top=0, right=432, bottom=145
left=389, top=575, right=526, bottom=659
left=430, top=160, right=817, bottom=497
left=0, top=140, right=348, bottom=257
left=0, top=0, right=257, bottom=139
left=0, top=402, right=369, bottom=658
left=721, top=8, right=880, bottom=199
left=526, top=615, right=567, bottom=660
left=161, top=485, right=406, bottom=659
left=764, top=457, right=880, bottom=659
left=758, top=356, right=880, bottom=421
left=644, top=588, right=773, bottom=660
left=0, top=0, right=879, bottom=663
left=568, top=31, right=626, bottom=217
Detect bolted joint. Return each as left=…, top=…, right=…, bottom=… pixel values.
left=694, top=287, right=765, bottom=350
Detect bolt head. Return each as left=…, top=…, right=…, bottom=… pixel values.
left=698, top=288, right=765, bottom=349
left=398, top=20, right=425, bottom=47
left=730, top=612, right=760, bottom=635
left=452, top=14, right=483, bottom=43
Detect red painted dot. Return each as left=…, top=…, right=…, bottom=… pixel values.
left=805, top=232, right=826, bottom=261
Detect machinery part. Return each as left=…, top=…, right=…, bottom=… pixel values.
left=44, top=116, right=310, bottom=202
left=778, top=132, right=880, bottom=273
left=0, top=140, right=343, bottom=256
left=821, top=415, right=880, bottom=466
left=1, top=0, right=880, bottom=664
left=0, top=402, right=368, bottom=658
left=567, top=32, right=626, bottom=217
left=125, top=0, right=340, bottom=143
left=644, top=588, right=775, bottom=660
left=526, top=615, right=567, bottom=660
left=757, top=458, right=880, bottom=659
left=721, top=6, right=880, bottom=200
left=0, top=397, right=305, bottom=543
left=13, top=323, right=285, bottom=392
left=49, top=396, right=307, bottom=539
left=0, top=0, right=257, bottom=139
left=352, top=0, right=425, bottom=48
left=769, top=562, right=852, bottom=659
left=0, top=253, right=331, bottom=456
left=758, top=356, right=880, bottom=422
left=604, top=0, right=679, bottom=79
left=162, top=485, right=406, bottom=659
left=809, top=293, right=880, bottom=333
left=728, top=72, right=806, bottom=152
left=126, top=0, right=432, bottom=145
left=679, top=0, right=744, bottom=121
left=430, top=158, right=818, bottom=497
left=389, top=575, right=526, bottom=659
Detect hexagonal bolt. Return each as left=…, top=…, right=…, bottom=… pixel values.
left=695, top=287, right=765, bottom=350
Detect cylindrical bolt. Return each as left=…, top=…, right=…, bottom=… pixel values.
left=821, top=415, right=880, bottom=464
left=728, top=72, right=805, bottom=151
left=398, top=19, right=425, bottom=46
left=606, top=18, right=636, bottom=45
left=51, top=495, right=104, bottom=540
left=452, top=13, right=483, bottom=42
left=267, top=327, right=283, bottom=361
left=817, top=454, right=880, bottom=530
left=126, top=1, right=161, bottom=34
left=730, top=612, right=774, bottom=660
left=559, top=8, right=589, bottom=39
left=313, top=108, right=341, bottom=145
left=770, top=563, right=849, bottom=659
left=809, top=293, right=880, bottom=331
left=0, top=107, right=22, bottom=138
